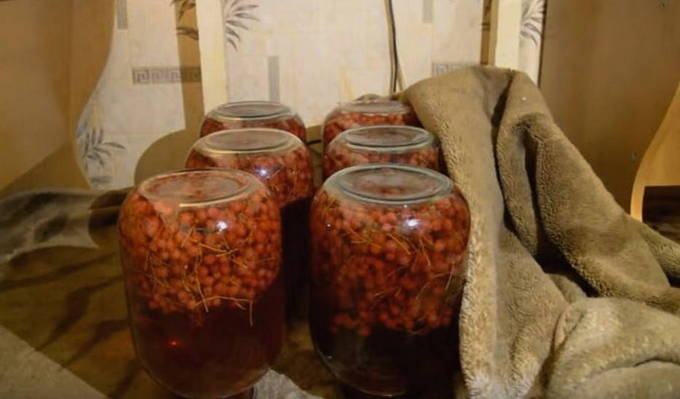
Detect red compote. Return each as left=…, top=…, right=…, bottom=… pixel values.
left=321, top=99, right=420, bottom=150
left=323, top=125, right=440, bottom=179
left=186, top=129, right=314, bottom=315
left=200, top=101, right=306, bottom=142
left=309, top=164, right=470, bottom=397
left=118, top=169, right=284, bottom=398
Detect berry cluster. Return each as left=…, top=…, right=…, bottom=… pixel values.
left=321, top=104, right=420, bottom=149
left=186, top=145, right=313, bottom=208
left=323, top=144, right=439, bottom=179
left=200, top=116, right=307, bottom=142
left=118, top=172, right=282, bottom=318
left=309, top=187, right=469, bottom=337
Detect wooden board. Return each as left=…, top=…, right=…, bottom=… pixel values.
left=0, top=0, right=76, bottom=190
left=540, top=0, right=680, bottom=211
left=0, top=0, right=114, bottom=195
left=632, top=84, right=680, bottom=219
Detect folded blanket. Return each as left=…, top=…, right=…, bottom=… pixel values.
left=405, top=66, right=680, bottom=399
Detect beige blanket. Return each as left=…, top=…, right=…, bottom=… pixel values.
left=405, top=66, right=680, bottom=399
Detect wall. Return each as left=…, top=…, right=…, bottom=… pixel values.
left=0, top=0, right=76, bottom=190
left=198, top=0, right=486, bottom=126
left=0, top=0, right=547, bottom=192
left=0, top=0, right=115, bottom=196
left=632, top=84, right=680, bottom=219
left=72, top=0, right=201, bottom=188
left=540, top=0, right=680, bottom=210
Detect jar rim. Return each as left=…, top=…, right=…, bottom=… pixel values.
left=340, top=99, right=412, bottom=115
left=330, top=164, right=453, bottom=205
left=207, top=100, right=293, bottom=121
left=337, top=125, right=434, bottom=152
left=193, top=128, right=302, bottom=156
left=138, top=168, right=260, bottom=207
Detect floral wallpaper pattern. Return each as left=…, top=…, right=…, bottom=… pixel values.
left=519, top=0, right=545, bottom=81
left=75, top=93, right=127, bottom=189
left=521, top=0, right=545, bottom=45
left=223, top=0, right=259, bottom=50
left=76, top=127, right=125, bottom=188
left=172, top=0, right=260, bottom=49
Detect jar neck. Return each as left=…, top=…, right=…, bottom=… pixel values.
left=328, top=164, right=453, bottom=206
left=193, top=129, right=301, bottom=157
left=209, top=101, right=292, bottom=122
left=339, top=125, right=434, bottom=153
left=138, top=169, right=260, bottom=208
left=341, top=99, right=411, bottom=115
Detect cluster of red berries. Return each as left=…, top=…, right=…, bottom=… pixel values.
left=309, top=187, right=470, bottom=336
left=321, top=103, right=420, bottom=149
left=323, top=143, right=439, bottom=179
left=118, top=171, right=282, bottom=317
left=186, top=143, right=313, bottom=208
left=200, top=116, right=307, bottom=142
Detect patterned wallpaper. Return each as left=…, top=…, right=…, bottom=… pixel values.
left=76, top=0, right=193, bottom=189
left=519, top=0, right=545, bottom=81
left=200, top=0, right=486, bottom=126
left=75, top=0, right=546, bottom=190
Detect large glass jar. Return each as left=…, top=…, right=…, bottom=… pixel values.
left=323, top=125, right=440, bottom=179
left=186, top=129, right=314, bottom=314
left=200, top=100, right=307, bottom=141
left=309, top=164, right=470, bottom=397
left=118, top=169, right=284, bottom=398
left=321, top=98, right=420, bottom=150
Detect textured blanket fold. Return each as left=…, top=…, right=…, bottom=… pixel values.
left=405, top=66, right=680, bottom=399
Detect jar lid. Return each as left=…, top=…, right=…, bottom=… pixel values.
left=333, top=164, right=452, bottom=205
left=208, top=101, right=293, bottom=121
left=194, top=128, right=301, bottom=156
left=139, top=169, right=258, bottom=206
left=340, top=125, right=434, bottom=151
left=341, top=99, right=412, bottom=115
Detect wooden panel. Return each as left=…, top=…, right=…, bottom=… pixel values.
left=540, top=0, right=680, bottom=210
left=0, top=0, right=114, bottom=195
left=0, top=0, right=74, bottom=190
left=632, top=84, right=680, bottom=219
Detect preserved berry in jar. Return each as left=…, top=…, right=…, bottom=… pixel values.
left=323, top=125, right=440, bottom=179
left=309, top=164, right=470, bottom=397
left=200, top=100, right=306, bottom=141
left=186, top=129, right=314, bottom=314
left=118, top=169, right=284, bottom=398
left=321, top=99, right=420, bottom=150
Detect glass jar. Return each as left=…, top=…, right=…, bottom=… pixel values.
left=200, top=100, right=306, bottom=141
left=186, top=129, right=314, bottom=314
left=321, top=98, right=420, bottom=150
left=309, top=164, right=470, bottom=397
left=323, top=125, right=440, bottom=179
left=118, top=169, right=284, bottom=398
